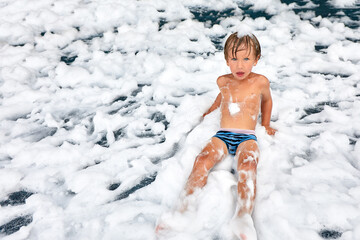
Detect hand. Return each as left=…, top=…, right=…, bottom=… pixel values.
left=202, top=110, right=210, bottom=118
left=265, top=126, right=277, bottom=135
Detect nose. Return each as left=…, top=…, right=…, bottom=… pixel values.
left=236, top=60, right=244, bottom=68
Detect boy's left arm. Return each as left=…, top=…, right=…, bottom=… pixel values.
left=261, top=77, right=276, bottom=135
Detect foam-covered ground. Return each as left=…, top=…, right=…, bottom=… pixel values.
left=0, top=0, right=359, bottom=239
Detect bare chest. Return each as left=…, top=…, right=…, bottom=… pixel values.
left=220, top=81, right=260, bottom=104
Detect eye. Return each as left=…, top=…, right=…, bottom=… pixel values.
left=244, top=57, right=250, bottom=61
left=231, top=58, right=237, bottom=61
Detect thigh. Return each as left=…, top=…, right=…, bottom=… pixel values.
left=194, top=137, right=228, bottom=169
left=235, top=140, right=259, bottom=170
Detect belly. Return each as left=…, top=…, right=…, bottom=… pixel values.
left=220, top=103, right=259, bottom=129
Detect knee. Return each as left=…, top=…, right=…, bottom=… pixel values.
left=238, top=170, right=248, bottom=183
left=237, top=167, right=256, bottom=182
left=237, top=159, right=257, bottom=184
left=237, top=162, right=257, bottom=178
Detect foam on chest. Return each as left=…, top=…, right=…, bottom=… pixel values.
left=228, top=102, right=241, bottom=115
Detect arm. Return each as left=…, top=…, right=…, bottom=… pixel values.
left=203, top=92, right=221, bottom=117
left=203, top=76, right=226, bottom=118
left=260, top=78, right=276, bottom=135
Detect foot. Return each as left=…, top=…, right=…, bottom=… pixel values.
left=240, top=233, right=247, bottom=240
left=155, top=223, right=167, bottom=234
left=230, top=214, right=257, bottom=240
left=155, top=220, right=173, bottom=239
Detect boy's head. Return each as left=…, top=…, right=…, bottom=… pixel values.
left=224, top=32, right=261, bottom=61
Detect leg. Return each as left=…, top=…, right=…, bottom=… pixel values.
left=235, top=140, right=259, bottom=217
left=184, top=137, right=227, bottom=195
left=230, top=140, right=259, bottom=240
left=156, top=137, right=227, bottom=234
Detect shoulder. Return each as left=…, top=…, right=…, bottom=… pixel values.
left=254, top=74, right=271, bottom=99
left=254, top=73, right=270, bottom=88
left=216, top=74, right=231, bottom=87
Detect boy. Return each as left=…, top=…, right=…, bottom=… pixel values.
left=183, top=32, right=276, bottom=239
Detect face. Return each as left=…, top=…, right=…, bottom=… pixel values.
left=226, top=45, right=259, bottom=81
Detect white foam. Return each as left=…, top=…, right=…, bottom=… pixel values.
left=236, top=23, right=254, bottom=38
left=329, top=0, right=358, bottom=7
left=229, top=102, right=241, bottom=115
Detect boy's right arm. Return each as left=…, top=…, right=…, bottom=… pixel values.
left=203, top=76, right=226, bottom=118
left=203, top=92, right=221, bottom=118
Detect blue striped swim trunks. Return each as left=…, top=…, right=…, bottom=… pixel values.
left=213, top=128, right=257, bottom=156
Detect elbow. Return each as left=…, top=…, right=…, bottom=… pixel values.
left=261, top=99, right=272, bottom=111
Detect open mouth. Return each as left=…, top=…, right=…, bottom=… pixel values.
left=236, top=72, right=245, bottom=77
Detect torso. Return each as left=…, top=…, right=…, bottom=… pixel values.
left=218, top=72, right=264, bottom=130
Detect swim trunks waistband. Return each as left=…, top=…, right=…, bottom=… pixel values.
left=219, top=128, right=255, bottom=135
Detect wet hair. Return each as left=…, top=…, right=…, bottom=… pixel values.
left=224, top=32, right=261, bottom=61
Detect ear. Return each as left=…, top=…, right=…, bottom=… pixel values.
left=253, top=56, right=260, bottom=66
